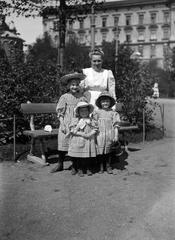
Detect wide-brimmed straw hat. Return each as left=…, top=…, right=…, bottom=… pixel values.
left=60, top=72, right=86, bottom=85
left=74, top=101, right=94, bottom=117
left=95, top=91, right=115, bottom=109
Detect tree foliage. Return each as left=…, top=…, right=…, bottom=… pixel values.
left=1, top=0, right=101, bottom=17
left=0, top=44, right=59, bottom=145
left=115, top=45, right=154, bottom=126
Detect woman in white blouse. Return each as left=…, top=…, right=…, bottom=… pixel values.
left=80, top=49, right=116, bottom=107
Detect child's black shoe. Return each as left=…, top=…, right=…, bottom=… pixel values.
left=71, top=168, right=77, bottom=175
left=78, top=169, right=84, bottom=177
left=87, top=169, right=93, bottom=176
left=106, top=166, right=113, bottom=174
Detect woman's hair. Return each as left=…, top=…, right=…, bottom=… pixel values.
left=89, top=48, right=104, bottom=59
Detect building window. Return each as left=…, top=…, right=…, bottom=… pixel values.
left=138, top=13, right=144, bottom=25
left=138, top=30, right=144, bottom=41
left=126, top=15, right=131, bottom=26
left=163, top=43, right=169, bottom=56
left=79, top=33, right=84, bottom=43
left=138, top=45, right=143, bottom=56
left=68, top=20, right=73, bottom=30
left=150, top=12, right=156, bottom=24
left=102, top=32, right=107, bottom=41
left=102, top=17, right=107, bottom=28
left=150, top=29, right=157, bottom=41
left=150, top=44, right=156, bottom=58
left=53, top=19, right=59, bottom=31
left=163, top=28, right=170, bottom=39
left=79, top=20, right=84, bottom=29
left=90, top=16, right=96, bottom=26
left=163, top=11, right=170, bottom=24
left=114, top=16, right=119, bottom=27
left=126, top=34, right=131, bottom=42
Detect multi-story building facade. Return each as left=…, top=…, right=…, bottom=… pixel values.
left=42, top=0, right=175, bottom=68
left=0, top=15, right=24, bottom=66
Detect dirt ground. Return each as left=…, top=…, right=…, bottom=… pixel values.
left=1, top=137, right=175, bottom=240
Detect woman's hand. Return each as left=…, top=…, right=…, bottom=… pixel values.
left=113, top=135, right=119, bottom=142
left=60, top=124, right=67, bottom=134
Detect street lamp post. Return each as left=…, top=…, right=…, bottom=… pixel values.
left=91, top=2, right=95, bottom=51
left=57, top=0, right=66, bottom=72
left=115, top=22, right=120, bottom=73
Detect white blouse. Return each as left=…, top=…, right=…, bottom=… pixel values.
left=81, top=68, right=116, bottom=107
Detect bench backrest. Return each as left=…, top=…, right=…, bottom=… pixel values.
left=21, top=103, right=57, bottom=114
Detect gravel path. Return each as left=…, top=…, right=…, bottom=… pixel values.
left=1, top=137, right=175, bottom=240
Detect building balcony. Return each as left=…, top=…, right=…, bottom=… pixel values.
left=137, top=25, right=146, bottom=30
left=124, top=25, right=133, bottom=31
left=112, top=27, right=121, bottom=32
left=78, top=29, right=86, bottom=34
left=67, top=30, right=75, bottom=34
left=162, top=23, right=170, bottom=28
left=137, top=39, right=145, bottom=42
left=150, top=38, right=157, bottom=42
left=149, top=24, right=158, bottom=29
left=100, top=27, right=109, bottom=33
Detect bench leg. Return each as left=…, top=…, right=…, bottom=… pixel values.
left=30, top=138, right=35, bottom=155
left=39, top=139, right=48, bottom=164
left=120, top=132, right=128, bottom=152
left=27, top=138, right=49, bottom=166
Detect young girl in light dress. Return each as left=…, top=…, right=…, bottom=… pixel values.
left=68, top=101, right=98, bottom=177
left=93, top=91, right=121, bottom=174
left=51, top=72, right=87, bottom=173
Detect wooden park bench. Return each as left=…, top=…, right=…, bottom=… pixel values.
left=21, top=103, right=58, bottom=165
left=20, top=102, right=139, bottom=166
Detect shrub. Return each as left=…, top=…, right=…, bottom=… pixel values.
left=115, top=45, right=155, bottom=127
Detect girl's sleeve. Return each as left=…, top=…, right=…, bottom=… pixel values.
left=108, top=70, right=116, bottom=100
left=56, top=95, right=66, bottom=119
left=91, top=110, right=99, bottom=121
left=69, top=118, right=79, bottom=130
left=91, top=118, right=99, bottom=131
left=112, top=111, right=121, bottom=128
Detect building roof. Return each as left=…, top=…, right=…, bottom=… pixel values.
left=103, top=0, right=171, bottom=10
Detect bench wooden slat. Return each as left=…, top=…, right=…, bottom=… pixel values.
left=23, top=129, right=58, bottom=138
left=119, top=125, right=138, bottom=132
left=21, top=103, right=57, bottom=114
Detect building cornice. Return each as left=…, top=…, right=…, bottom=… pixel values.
left=102, top=0, right=170, bottom=10
left=42, top=0, right=171, bottom=17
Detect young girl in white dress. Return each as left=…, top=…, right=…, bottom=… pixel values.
left=93, top=91, right=120, bottom=174
left=68, top=101, right=98, bottom=176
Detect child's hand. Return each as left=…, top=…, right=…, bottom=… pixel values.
left=85, top=130, right=96, bottom=139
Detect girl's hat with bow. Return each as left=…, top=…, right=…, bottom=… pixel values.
left=74, top=101, right=94, bottom=117
left=95, top=91, right=115, bottom=109
left=60, top=72, right=86, bottom=85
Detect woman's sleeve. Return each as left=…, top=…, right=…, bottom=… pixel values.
left=79, top=69, right=87, bottom=90
left=56, top=95, right=66, bottom=119
left=108, top=70, right=116, bottom=100
left=112, top=111, right=121, bottom=128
